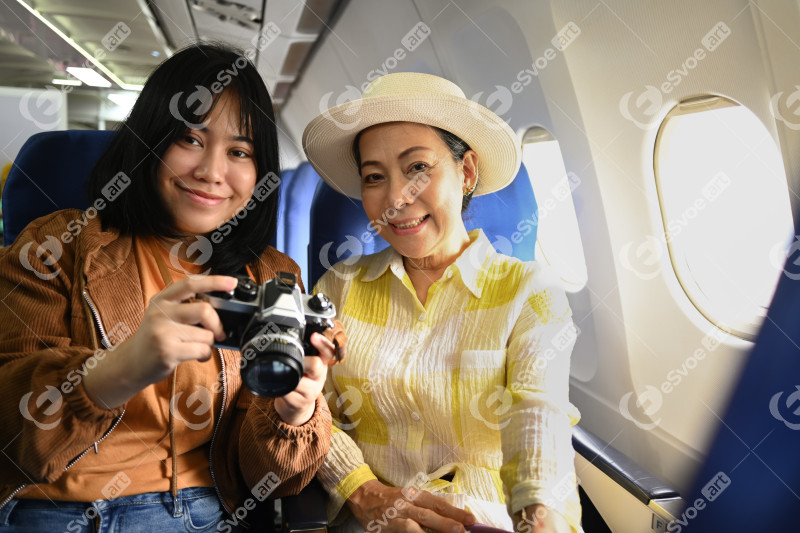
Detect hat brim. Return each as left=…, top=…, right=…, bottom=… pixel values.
left=302, top=93, right=521, bottom=199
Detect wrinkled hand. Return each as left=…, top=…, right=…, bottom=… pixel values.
left=347, top=479, right=476, bottom=533
left=513, top=504, right=572, bottom=533
left=324, top=319, right=348, bottom=363
left=84, top=276, right=238, bottom=409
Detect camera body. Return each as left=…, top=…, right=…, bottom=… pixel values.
left=204, top=272, right=336, bottom=397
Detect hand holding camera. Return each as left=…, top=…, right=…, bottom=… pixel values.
left=203, top=272, right=345, bottom=398
left=83, top=275, right=239, bottom=410
left=84, top=272, right=345, bottom=426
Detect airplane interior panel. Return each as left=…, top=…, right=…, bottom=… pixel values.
left=1, top=0, right=798, bottom=531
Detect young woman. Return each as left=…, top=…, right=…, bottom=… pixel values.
left=0, top=43, right=338, bottom=532
left=303, top=73, right=581, bottom=533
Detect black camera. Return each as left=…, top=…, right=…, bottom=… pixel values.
left=204, top=272, right=336, bottom=397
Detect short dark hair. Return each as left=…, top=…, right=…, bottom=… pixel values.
left=87, top=42, right=280, bottom=275
left=352, top=125, right=475, bottom=212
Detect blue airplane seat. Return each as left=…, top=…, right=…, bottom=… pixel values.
left=272, top=167, right=295, bottom=251
left=682, top=210, right=800, bottom=530
left=281, top=162, right=322, bottom=289
left=307, top=162, right=537, bottom=289
left=308, top=179, right=391, bottom=289
left=463, top=161, right=537, bottom=261
left=2, top=130, right=115, bottom=246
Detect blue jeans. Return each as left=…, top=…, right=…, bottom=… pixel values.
left=0, top=487, right=246, bottom=532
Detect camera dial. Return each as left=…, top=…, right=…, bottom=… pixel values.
left=235, top=278, right=258, bottom=301
left=308, top=293, right=332, bottom=312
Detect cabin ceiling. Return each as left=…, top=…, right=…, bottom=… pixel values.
left=0, top=0, right=344, bottom=109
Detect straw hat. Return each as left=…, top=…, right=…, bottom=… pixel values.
left=302, top=72, right=521, bottom=199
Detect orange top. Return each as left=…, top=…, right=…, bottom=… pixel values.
left=20, top=236, right=220, bottom=501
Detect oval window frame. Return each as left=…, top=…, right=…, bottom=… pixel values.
left=653, top=95, right=792, bottom=340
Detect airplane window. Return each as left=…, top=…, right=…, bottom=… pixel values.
left=522, top=127, right=588, bottom=292
left=655, top=96, right=794, bottom=338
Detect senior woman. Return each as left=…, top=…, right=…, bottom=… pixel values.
left=303, top=73, right=582, bottom=533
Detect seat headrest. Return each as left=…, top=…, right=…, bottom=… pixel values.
left=2, top=130, right=115, bottom=245
left=307, top=162, right=537, bottom=288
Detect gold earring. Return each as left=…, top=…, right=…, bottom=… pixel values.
left=463, top=183, right=476, bottom=197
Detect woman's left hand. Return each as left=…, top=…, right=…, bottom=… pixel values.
left=273, top=329, right=342, bottom=426
left=513, top=504, right=572, bottom=533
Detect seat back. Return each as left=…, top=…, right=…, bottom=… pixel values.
left=307, top=162, right=537, bottom=288
left=280, top=162, right=322, bottom=288
left=682, top=209, right=800, bottom=531
left=2, top=130, right=115, bottom=245
left=273, top=167, right=295, bottom=251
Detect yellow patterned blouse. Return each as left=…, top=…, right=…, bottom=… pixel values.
left=314, top=229, right=582, bottom=532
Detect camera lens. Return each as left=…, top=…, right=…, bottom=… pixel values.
left=243, top=357, right=302, bottom=397
left=241, top=334, right=304, bottom=397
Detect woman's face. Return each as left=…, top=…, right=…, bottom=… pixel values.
left=157, top=92, right=257, bottom=235
left=359, top=122, right=477, bottom=262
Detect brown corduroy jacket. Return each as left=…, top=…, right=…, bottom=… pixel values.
left=0, top=209, right=331, bottom=514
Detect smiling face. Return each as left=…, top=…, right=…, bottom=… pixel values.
left=157, top=91, right=257, bottom=235
left=358, top=122, right=478, bottom=265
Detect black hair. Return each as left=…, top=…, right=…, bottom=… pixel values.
left=434, top=128, right=474, bottom=212
left=87, top=42, right=280, bottom=275
left=352, top=125, right=475, bottom=212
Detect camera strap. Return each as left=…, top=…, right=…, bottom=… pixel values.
left=143, top=237, right=181, bottom=509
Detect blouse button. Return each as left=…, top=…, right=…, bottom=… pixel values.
left=418, top=313, right=426, bottom=321
left=446, top=271, right=453, bottom=279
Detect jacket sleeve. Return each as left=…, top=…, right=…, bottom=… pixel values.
left=238, top=394, right=331, bottom=498
left=499, top=264, right=582, bottom=533
left=0, top=216, right=124, bottom=486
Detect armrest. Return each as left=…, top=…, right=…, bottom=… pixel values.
left=572, top=425, right=680, bottom=505
left=281, top=478, right=328, bottom=533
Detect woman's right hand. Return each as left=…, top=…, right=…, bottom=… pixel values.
left=347, top=479, right=476, bottom=533
left=83, top=275, right=238, bottom=409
